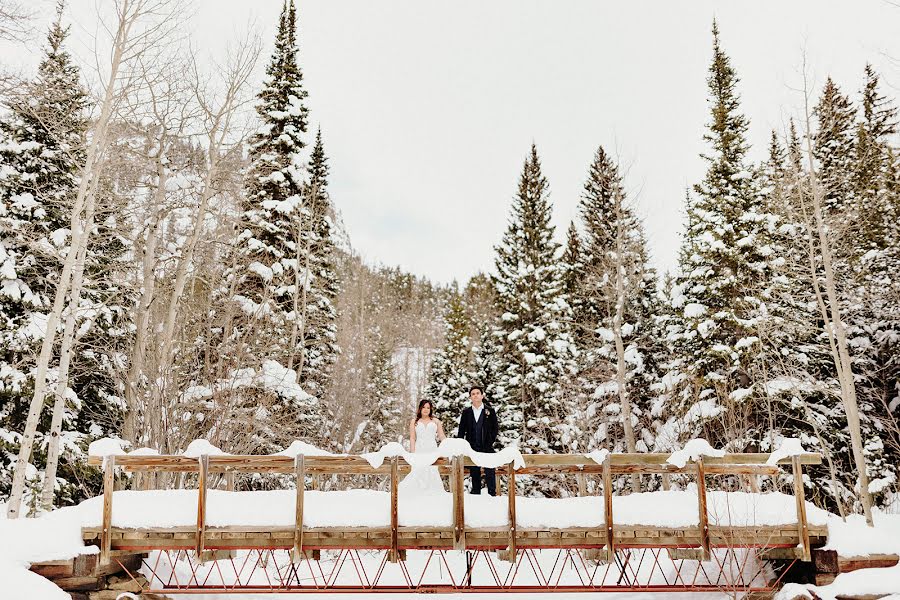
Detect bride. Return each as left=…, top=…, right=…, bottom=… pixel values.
left=400, top=399, right=447, bottom=495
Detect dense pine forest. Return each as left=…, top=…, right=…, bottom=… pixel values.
left=1, top=1, right=898, bottom=528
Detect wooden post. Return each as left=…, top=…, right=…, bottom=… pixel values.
left=293, top=454, right=305, bottom=561
left=100, top=455, right=115, bottom=565
left=507, top=462, right=516, bottom=558
left=196, top=454, right=209, bottom=558
left=225, top=470, right=235, bottom=492
left=576, top=472, right=587, bottom=497
left=452, top=456, right=466, bottom=551
left=661, top=473, right=671, bottom=491
left=696, top=458, right=710, bottom=560
left=390, top=456, right=399, bottom=562
left=792, top=456, right=811, bottom=562
left=602, top=457, right=614, bottom=562
left=311, top=474, right=320, bottom=491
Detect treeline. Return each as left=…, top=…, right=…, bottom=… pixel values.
left=423, top=24, right=899, bottom=514
left=0, top=1, right=447, bottom=515
left=0, top=2, right=897, bottom=524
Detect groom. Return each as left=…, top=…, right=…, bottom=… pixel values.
left=457, top=384, right=499, bottom=496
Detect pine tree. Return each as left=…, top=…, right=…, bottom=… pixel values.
left=214, top=0, right=327, bottom=450
left=0, top=5, right=107, bottom=506
left=425, top=289, right=471, bottom=431
left=358, top=334, right=402, bottom=452
left=663, top=21, right=776, bottom=448
left=814, top=77, right=856, bottom=218
left=299, top=128, right=340, bottom=397
left=573, top=147, right=663, bottom=458
left=491, top=144, right=577, bottom=453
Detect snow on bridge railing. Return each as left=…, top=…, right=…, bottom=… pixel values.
left=86, top=443, right=822, bottom=567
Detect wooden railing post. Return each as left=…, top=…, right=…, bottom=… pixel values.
left=661, top=473, right=671, bottom=491
left=390, top=456, right=399, bottom=562
left=452, top=456, right=466, bottom=551
left=196, top=454, right=209, bottom=558
left=507, top=462, right=516, bottom=558
left=293, top=454, right=305, bottom=561
left=696, top=458, right=710, bottom=560
left=225, top=470, right=235, bottom=492
left=101, top=455, right=115, bottom=565
left=576, top=471, right=587, bottom=496
left=792, top=456, right=811, bottom=561
left=602, top=456, right=614, bottom=562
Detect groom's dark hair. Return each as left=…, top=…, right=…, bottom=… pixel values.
left=469, top=384, right=484, bottom=395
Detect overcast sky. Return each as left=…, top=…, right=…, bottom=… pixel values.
left=6, top=1, right=900, bottom=284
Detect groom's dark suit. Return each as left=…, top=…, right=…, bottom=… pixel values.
left=457, top=402, right=499, bottom=496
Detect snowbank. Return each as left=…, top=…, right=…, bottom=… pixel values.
left=0, top=560, right=71, bottom=600
left=66, top=487, right=828, bottom=530
left=666, top=438, right=725, bottom=468
left=361, top=438, right=525, bottom=470
left=275, top=440, right=336, bottom=457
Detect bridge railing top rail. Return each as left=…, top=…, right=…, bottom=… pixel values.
left=86, top=451, right=822, bottom=475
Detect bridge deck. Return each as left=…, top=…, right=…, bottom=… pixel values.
left=83, top=523, right=827, bottom=551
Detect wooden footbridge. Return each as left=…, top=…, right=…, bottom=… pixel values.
left=79, top=450, right=827, bottom=594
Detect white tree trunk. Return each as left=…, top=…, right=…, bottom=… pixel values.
left=39, top=218, right=92, bottom=511
left=7, top=0, right=175, bottom=518
left=611, top=187, right=639, bottom=493
left=799, top=79, right=874, bottom=525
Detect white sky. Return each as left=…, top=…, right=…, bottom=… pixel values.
left=6, top=1, right=900, bottom=285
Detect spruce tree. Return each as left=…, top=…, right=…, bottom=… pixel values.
left=573, top=147, right=663, bottom=457
left=0, top=6, right=100, bottom=505
left=425, top=290, right=471, bottom=432
left=814, top=77, right=856, bottom=218
left=216, top=0, right=326, bottom=449
left=664, top=21, right=775, bottom=448
left=299, top=128, right=340, bottom=397
left=491, top=144, right=577, bottom=453
left=358, top=334, right=402, bottom=452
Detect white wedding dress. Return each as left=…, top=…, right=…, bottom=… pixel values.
left=399, top=420, right=445, bottom=496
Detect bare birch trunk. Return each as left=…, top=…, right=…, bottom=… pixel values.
left=799, top=73, right=874, bottom=525
left=611, top=187, right=639, bottom=493
left=39, top=198, right=97, bottom=511
left=6, top=48, right=120, bottom=517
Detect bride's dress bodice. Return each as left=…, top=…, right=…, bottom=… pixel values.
left=415, top=420, right=438, bottom=452
left=401, top=419, right=444, bottom=495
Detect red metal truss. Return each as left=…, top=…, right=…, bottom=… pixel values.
left=117, top=547, right=798, bottom=594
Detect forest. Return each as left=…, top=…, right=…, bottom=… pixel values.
left=0, top=0, right=897, bottom=531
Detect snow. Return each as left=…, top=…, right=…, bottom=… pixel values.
left=183, top=439, right=229, bottom=457
left=275, top=440, right=335, bottom=457
left=55, top=487, right=830, bottom=531
left=683, top=302, right=707, bottom=318
left=0, top=561, right=71, bottom=600
left=362, top=438, right=526, bottom=470
left=766, top=437, right=807, bottom=466
left=666, top=438, right=726, bottom=468
left=86, top=436, right=129, bottom=458
left=587, top=448, right=610, bottom=464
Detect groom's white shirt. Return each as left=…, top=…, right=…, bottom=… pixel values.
left=472, top=404, right=483, bottom=423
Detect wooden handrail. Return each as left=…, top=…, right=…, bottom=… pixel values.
left=86, top=451, right=822, bottom=475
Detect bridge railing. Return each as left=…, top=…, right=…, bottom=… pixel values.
left=86, top=451, right=822, bottom=565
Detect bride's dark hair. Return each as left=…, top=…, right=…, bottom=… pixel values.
left=415, top=399, right=435, bottom=422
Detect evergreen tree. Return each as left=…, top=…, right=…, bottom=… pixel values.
left=814, top=77, right=856, bottom=218
left=491, top=144, right=577, bottom=453
left=358, top=334, right=401, bottom=452
left=0, top=5, right=113, bottom=506
left=663, top=22, right=776, bottom=448
left=214, top=0, right=327, bottom=449
left=425, top=290, right=471, bottom=431
left=299, top=128, right=340, bottom=397
left=573, top=147, right=663, bottom=456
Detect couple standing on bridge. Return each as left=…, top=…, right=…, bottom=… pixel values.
left=404, top=384, right=500, bottom=496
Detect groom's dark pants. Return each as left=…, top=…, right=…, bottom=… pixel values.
left=467, top=465, right=496, bottom=496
